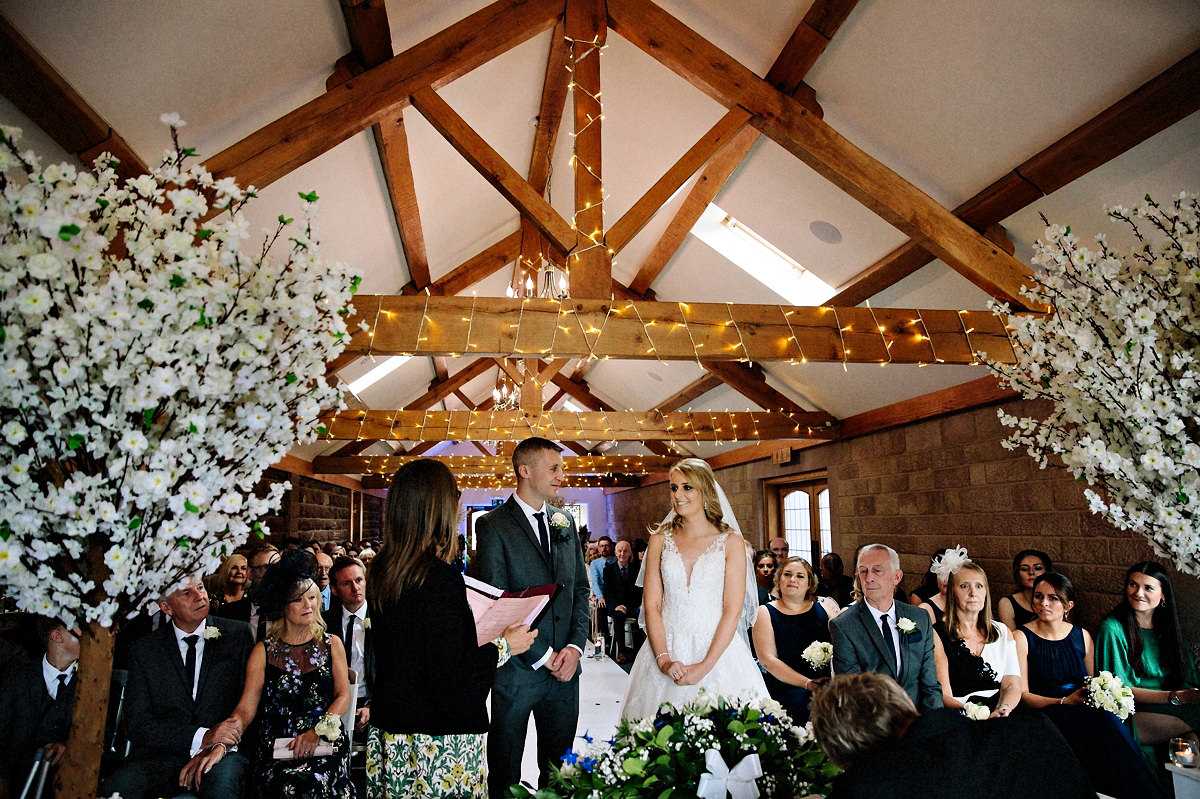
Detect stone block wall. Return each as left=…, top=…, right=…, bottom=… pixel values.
left=257, top=468, right=383, bottom=548
left=609, top=398, right=1198, bottom=637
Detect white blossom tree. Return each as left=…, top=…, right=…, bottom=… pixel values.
left=0, top=116, right=359, bottom=798
left=982, top=193, right=1199, bottom=576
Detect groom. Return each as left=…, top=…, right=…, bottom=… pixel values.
left=475, top=437, right=591, bottom=797
left=829, top=543, right=943, bottom=712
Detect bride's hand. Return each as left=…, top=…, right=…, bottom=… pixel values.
left=661, top=659, right=688, bottom=682
left=675, top=661, right=712, bottom=686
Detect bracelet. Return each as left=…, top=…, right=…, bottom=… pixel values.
left=1059, top=696, right=1064, bottom=705
left=209, top=742, right=227, bottom=756
left=655, top=652, right=670, bottom=662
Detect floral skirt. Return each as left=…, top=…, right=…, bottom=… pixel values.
left=366, top=727, right=487, bottom=799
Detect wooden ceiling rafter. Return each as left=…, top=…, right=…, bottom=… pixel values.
left=607, top=0, right=1040, bottom=310
left=204, top=0, right=563, bottom=190
left=362, top=472, right=641, bottom=490
left=829, top=47, right=1200, bottom=307
left=653, top=373, right=724, bottom=412
left=701, top=360, right=821, bottom=416
left=0, top=14, right=147, bottom=181
left=549, top=372, right=675, bottom=456
left=314, top=453, right=681, bottom=476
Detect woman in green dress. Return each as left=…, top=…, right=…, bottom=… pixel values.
left=1095, top=561, right=1200, bottom=746
left=365, top=459, right=536, bottom=798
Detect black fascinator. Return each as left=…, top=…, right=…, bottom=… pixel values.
left=253, top=549, right=317, bottom=622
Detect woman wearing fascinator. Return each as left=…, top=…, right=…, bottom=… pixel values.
left=180, top=550, right=354, bottom=798
left=621, top=458, right=767, bottom=720
left=917, top=545, right=965, bottom=626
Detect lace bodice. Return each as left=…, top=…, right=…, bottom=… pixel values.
left=659, top=530, right=730, bottom=662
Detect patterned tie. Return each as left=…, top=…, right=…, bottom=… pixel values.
left=880, top=614, right=899, bottom=674
left=184, top=634, right=199, bottom=698
left=534, top=511, right=550, bottom=559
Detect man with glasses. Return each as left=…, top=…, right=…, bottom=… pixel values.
left=246, top=545, right=279, bottom=641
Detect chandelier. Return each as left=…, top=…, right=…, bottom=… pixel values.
left=492, top=372, right=521, bottom=410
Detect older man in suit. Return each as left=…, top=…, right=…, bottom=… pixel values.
left=829, top=544, right=942, bottom=712
left=476, top=436, right=590, bottom=798
left=601, top=540, right=643, bottom=663
left=99, top=579, right=252, bottom=799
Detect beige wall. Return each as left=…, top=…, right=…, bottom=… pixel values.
left=609, top=398, right=1199, bottom=640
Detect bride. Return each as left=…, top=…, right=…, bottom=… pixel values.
left=621, top=458, right=768, bottom=720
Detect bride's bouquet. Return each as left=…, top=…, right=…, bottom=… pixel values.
left=507, top=690, right=838, bottom=798
left=1085, top=671, right=1135, bottom=720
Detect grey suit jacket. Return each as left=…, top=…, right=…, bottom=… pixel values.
left=829, top=600, right=943, bottom=712
left=124, top=615, right=253, bottom=759
left=474, top=496, right=590, bottom=680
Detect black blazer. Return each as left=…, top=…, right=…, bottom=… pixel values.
left=474, top=496, right=590, bottom=678
left=0, top=658, right=74, bottom=782
left=123, top=616, right=252, bottom=760
left=369, top=558, right=499, bottom=735
left=601, top=560, right=641, bottom=611
left=830, top=709, right=1093, bottom=799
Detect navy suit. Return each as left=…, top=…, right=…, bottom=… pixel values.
left=0, top=658, right=74, bottom=792
left=475, top=496, right=590, bottom=797
left=830, top=600, right=943, bottom=712
left=100, top=616, right=252, bottom=799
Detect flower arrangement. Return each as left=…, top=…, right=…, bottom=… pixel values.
left=801, top=641, right=833, bottom=670
left=508, top=690, right=838, bottom=799
left=314, top=713, right=343, bottom=742
left=1085, top=670, right=1135, bottom=721
left=961, top=702, right=989, bottom=721
left=981, top=194, right=1199, bottom=576
left=0, top=116, right=359, bottom=626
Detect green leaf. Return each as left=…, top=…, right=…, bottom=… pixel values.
left=1179, top=489, right=1190, bottom=504
left=0, top=521, right=10, bottom=542
left=0, top=327, right=5, bottom=345
left=197, top=309, right=211, bottom=328
left=253, top=521, right=265, bottom=539
left=316, top=425, right=328, bottom=436
left=128, top=517, right=142, bottom=530
left=337, top=307, right=349, bottom=315
left=138, top=298, right=154, bottom=312
left=196, top=228, right=213, bottom=240
left=1125, top=340, right=1134, bottom=355
left=285, top=373, right=298, bottom=385
left=177, top=539, right=191, bottom=549
left=97, top=197, right=109, bottom=210
left=184, top=500, right=200, bottom=514
left=298, top=190, right=319, bottom=203
left=350, top=274, right=362, bottom=294
left=58, top=223, right=81, bottom=241
left=654, top=725, right=674, bottom=748
left=622, top=757, right=646, bottom=776
left=143, top=408, right=155, bottom=428
left=67, top=433, right=85, bottom=451
left=189, top=422, right=199, bottom=434
left=170, top=274, right=186, bottom=288
left=278, top=214, right=294, bottom=225
left=182, top=147, right=197, bottom=157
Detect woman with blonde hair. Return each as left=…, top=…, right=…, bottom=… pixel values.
left=365, top=458, right=536, bottom=798
left=211, top=553, right=251, bottom=622
left=621, top=458, right=767, bottom=719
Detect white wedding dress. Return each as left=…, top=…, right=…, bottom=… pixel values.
left=620, top=529, right=768, bottom=720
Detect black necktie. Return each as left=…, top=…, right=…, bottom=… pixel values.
left=880, top=614, right=898, bottom=674
left=184, top=634, right=199, bottom=697
left=345, top=615, right=355, bottom=650
left=55, top=673, right=68, bottom=702
left=534, top=511, right=550, bottom=559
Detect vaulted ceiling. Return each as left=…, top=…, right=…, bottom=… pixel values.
left=2, top=0, right=1199, bottom=489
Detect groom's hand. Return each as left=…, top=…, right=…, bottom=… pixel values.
left=550, top=647, right=581, bottom=681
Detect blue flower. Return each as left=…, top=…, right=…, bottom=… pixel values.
left=580, top=756, right=597, bottom=773
left=561, top=749, right=579, bottom=766
left=580, top=729, right=594, bottom=744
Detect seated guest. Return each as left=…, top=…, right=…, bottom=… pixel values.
left=314, top=551, right=333, bottom=611
left=815, top=552, right=853, bottom=608
left=211, top=553, right=251, bottom=623
left=1096, top=561, right=1200, bottom=746
left=996, top=548, right=1052, bottom=631
left=0, top=617, right=78, bottom=797
left=100, top=579, right=253, bottom=799
left=933, top=558, right=1020, bottom=716
left=602, top=540, right=643, bottom=663
left=907, top=550, right=943, bottom=607
left=917, top=546, right=965, bottom=625
left=752, top=556, right=839, bottom=724
left=810, top=672, right=1094, bottom=799
left=1015, top=572, right=1164, bottom=799
left=247, top=545, right=281, bottom=641
left=752, top=550, right=776, bottom=606
left=588, top=536, right=615, bottom=657
left=366, top=459, right=535, bottom=799
left=829, top=544, right=943, bottom=712
left=180, top=552, right=354, bottom=798
left=327, top=555, right=371, bottom=734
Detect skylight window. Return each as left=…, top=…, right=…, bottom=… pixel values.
left=345, top=356, right=411, bottom=395
left=690, top=204, right=835, bottom=305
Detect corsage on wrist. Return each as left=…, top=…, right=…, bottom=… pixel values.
left=314, top=713, right=342, bottom=742
left=492, top=635, right=512, bottom=667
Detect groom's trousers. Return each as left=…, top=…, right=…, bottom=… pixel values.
left=487, top=666, right=579, bottom=798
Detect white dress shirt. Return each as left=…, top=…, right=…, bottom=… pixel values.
left=173, top=619, right=210, bottom=756
left=511, top=493, right=582, bottom=670
left=865, top=601, right=903, bottom=674
left=41, top=655, right=76, bottom=699
left=341, top=603, right=369, bottom=698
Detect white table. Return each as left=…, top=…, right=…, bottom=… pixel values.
left=1168, top=762, right=1200, bottom=799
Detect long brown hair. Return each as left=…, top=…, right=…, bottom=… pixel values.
left=943, top=561, right=1000, bottom=644
left=368, top=459, right=460, bottom=606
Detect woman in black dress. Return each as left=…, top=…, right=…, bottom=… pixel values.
left=753, top=550, right=776, bottom=607
left=996, top=548, right=1052, bottom=631
left=210, top=553, right=251, bottom=622
left=366, top=458, right=535, bottom=798
left=752, top=556, right=840, bottom=724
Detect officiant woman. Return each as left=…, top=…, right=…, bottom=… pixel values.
left=366, top=458, right=536, bottom=799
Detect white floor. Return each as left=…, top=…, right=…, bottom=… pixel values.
left=511, top=641, right=630, bottom=788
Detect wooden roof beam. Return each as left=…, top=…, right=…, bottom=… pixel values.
left=653, top=374, right=724, bottom=412
left=0, top=14, right=147, bottom=180
left=403, top=358, right=493, bottom=409
left=702, top=360, right=830, bottom=421
left=315, top=453, right=681, bottom=475
left=608, top=0, right=1038, bottom=310
left=412, top=88, right=576, bottom=253
left=205, top=0, right=562, bottom=190
left=830, top=47, right=1200, bottom=307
